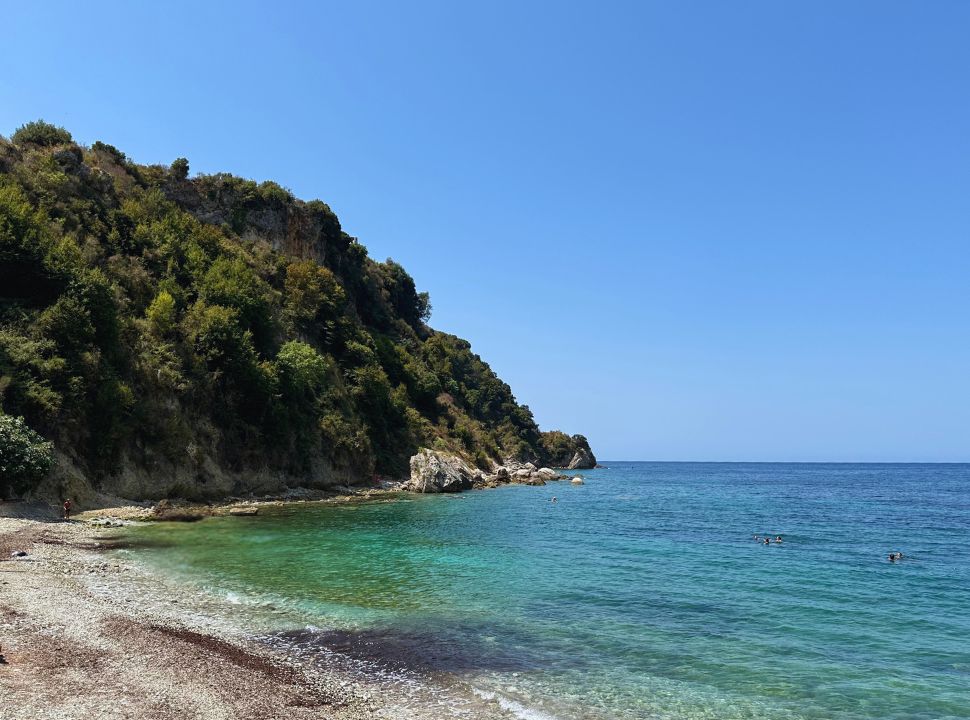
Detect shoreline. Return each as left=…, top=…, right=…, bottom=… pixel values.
left=0, top=516, right=524, bottom=720
left=13, top=459, right=591, bottom=526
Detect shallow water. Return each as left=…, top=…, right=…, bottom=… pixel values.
left=130, top=463, right=970, bottom=719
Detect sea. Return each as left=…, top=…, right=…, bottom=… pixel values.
left=125, top=463, right=970, bottom=719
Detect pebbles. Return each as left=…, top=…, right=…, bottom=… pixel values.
left=0, top=516, right=525, bottom=720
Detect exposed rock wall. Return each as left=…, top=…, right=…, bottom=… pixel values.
left=567, top=443, right=597, bottom=470
left=404, top=449, right=479, bottom=493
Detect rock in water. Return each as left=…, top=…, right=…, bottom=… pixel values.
left=567, top=443, right=596, bottom=470
left=405, top=449, right=476, bottom=493
left=566, top=448, right=596, bottom=470
left=570, top=477, right=584, bottom=485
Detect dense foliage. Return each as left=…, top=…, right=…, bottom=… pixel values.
left=0, top=121, right=592, bottom=495
left=0, top=413, right=55, bottom=497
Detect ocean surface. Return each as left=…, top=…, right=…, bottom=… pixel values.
left=127, top=463, right=970, bottom=719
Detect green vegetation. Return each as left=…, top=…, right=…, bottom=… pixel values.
left=0, top=121, right=592, bottom=496
left=0, top=413, right=55, bottom=497
left=11, top=120, right=73, bottom=148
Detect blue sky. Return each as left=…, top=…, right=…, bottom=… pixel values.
left=3, top=2, right=969, bottom=461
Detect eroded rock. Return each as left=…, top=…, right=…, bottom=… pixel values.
left=404, top=450, right=476, bottom=493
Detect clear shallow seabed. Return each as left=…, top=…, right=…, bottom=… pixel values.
left=128, top=463, right=970, bottom=719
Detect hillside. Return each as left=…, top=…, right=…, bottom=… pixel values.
left=0, top=121, right=594, bottom=502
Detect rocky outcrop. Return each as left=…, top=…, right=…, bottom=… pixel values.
left=164, top=174, right=347, bottom=269
left=566, top=439, right=597, bottom=470
left=483, top=461, right=569, bottom=487
left=404, top=449, right=479, bottom=493
left=403, top=450, right=575, bottom=494
left=539, top=432, right=598, bottom=469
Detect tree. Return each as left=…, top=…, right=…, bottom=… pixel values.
left=0, top=181, right=64, bottom=302
left=276, top=341, right=330, bottom=403
left=146, top=290, right=177, bottom=336
left=199, top=257, right=273, bottom=349
left=11, top=120, right=73, bottom=147
left=182, top=301, right=258, bottom=376
left=0, top=414, right=55, bottom=497
left=379, top=259, right=431, bottom=328
left=170, top=157, right=189, bottom=180
left=283, top=260, right=345, bottom=337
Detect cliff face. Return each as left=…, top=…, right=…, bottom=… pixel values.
left=166, top=173, right=345, bottom=268
left=0, top=122, right=594, bottom=504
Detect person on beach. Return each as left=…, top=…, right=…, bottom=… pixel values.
left=63, top=499, right=72, bottom=520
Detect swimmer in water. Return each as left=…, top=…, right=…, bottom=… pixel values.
left=764, top=537, right=771, bottom=544
left=774, top=536, right=783, bottom=543
left=550, top=496, right=558, bottom=503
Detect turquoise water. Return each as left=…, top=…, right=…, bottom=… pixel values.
left=130, top=463, right=970, bottom=719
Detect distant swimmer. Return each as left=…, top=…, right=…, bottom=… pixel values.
left=774, top=536, right=783, bottom=543
left=888, top=552, right=904, bottom=562
left=764, top=537, right=771, bottom=545
left=753, top=535, right=761, bottom=541
left=550, top=496, right=558, bottom=503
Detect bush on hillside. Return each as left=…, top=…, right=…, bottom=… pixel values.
left=0, top=413, right=55, bottom=497
left=11, top=120, right=73, bottom=148
left=170, top=157, right=189, bottom=180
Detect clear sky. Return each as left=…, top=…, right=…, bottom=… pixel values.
left=3, top=1, right=969, bottom=461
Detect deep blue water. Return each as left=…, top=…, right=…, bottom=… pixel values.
left=132, top=463, right=970, bottom=719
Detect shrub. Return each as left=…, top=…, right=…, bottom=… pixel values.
left=91, top=141, right=127, bottom=163
left=283, top=260, right=345, bottom=338
left=11, top=120, right=73, bottom=147
left=146, top=290, right=177, bottom=336
left=182, top=302, right=257, bottom=376
left=170, top=157, right=189, bottom=180
left=258, top=181, right=291, bottom=204
left=276, top=341, right=330, bottom=403
left=0, top=413, right=55, bottom=497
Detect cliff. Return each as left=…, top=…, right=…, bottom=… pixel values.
left=0, top=121, right=594, bottom=504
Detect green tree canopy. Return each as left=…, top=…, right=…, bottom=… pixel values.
left=0, top=413, right=55, bottom=497
left=11, top=120, right=73, bottom=147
